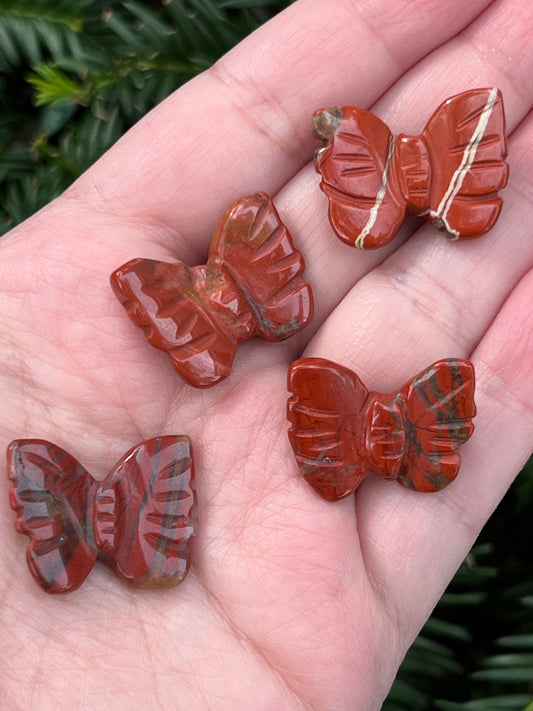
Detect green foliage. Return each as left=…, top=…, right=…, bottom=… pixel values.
left=384, top=460, right=533, bottom=710
left=1, top=2, right=533, bottom=707
left=0, top=0, right=292, bottom=233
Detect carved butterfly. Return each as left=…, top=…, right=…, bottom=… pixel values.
left=111, top=192, right=314, bottom=388
left=312, top=88, right=508, bottom=249
left=7, top=436, right=196, bottom=593
left=287, top=358, right=475, bottom=501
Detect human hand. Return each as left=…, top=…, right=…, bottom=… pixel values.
left=1, top=0, right=533, bottom=709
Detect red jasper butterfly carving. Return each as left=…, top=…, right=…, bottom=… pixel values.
left=312, top=88, right=508, bottom=249
left=287, top=358, right=475, bottom=501
left=111, top=192, right=313, bottom=388
left=7, top=436, right=196, bottom=593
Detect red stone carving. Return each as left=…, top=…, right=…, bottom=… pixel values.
left=287, top=358, right=475, bottom=501
left=312, top=88, right=508, bottom=249
left=111, top=192, right=313, bottom=388
left=7, top=436, right=196, bottom=593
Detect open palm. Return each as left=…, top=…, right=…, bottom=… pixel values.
left=2, top=0, right=533, bottom=709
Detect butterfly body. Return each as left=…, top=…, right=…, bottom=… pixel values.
left=111, top=192, right=313, bottom=388
left=7, top=436, right=196, bottom=593
left=313, top=88, right=508, bottom=248
left=287, top=358, right=475, bottom=501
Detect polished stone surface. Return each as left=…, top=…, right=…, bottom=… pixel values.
left=111, top=192, right=313, bottom=388
left=287, top=358, right=476, bottom=500
left=313, top=88, right=508, bottom=248
left=7, top=436, right=196, bottom=593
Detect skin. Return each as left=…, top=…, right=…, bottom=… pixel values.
left=1, top=0, right=533, bottom=708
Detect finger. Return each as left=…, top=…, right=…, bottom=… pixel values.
left=64, top=0, right=495, bottom=246
left=373, top=0, right=533, bottom=130
left=354, top=263, right=533, bottom=638
left=0, top=0, right=504, bottom=451
left=290, top=94, right=533, bottom=647
left=278, top=0, right=533, bottom=351
left=278, top=0, right=533, bottom=646
left=303, top=107, right=533, bottom=380
left=0, top=0, right=506, bottom=399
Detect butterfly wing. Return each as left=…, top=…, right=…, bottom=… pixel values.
left=7, top=440, right=97, bottom=593
left=110, top=258, right=238, bottom=388
left=97, top=436, right=197, bottom=588
left=424, top=88, right=508, bottom=238
left=312, top=106, right=406, bottom=249
left=211, top=192, right=313, bottom=339
left=287, top=357, right=370, bottom=501
left=383, top=359, right=476, bottom=492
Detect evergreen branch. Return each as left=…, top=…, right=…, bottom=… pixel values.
left=0, top=0, right=294, bottom=232
left=0, top=6, right=90, bottom=69
left=27, top=64, right=89, bottom=106
left=435, top=695, right=533, bottom=710
left=0, top=0, right=90, bottom=33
